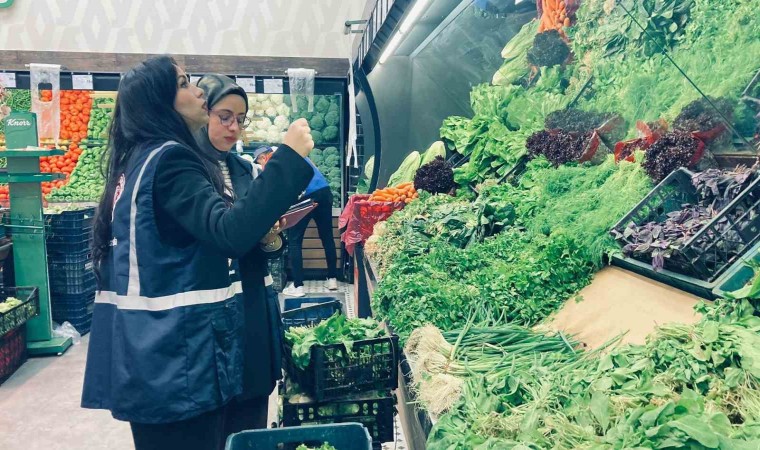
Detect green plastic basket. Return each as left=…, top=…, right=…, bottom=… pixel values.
left=712, top=241, right=760, bottom=299
left=225, top=423, right=372, bottom=450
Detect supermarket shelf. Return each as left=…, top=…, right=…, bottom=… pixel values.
left=0, top=173, right=65, bottom=183
left=364, top=251, right=431, bottom=450
left=1, top=149, right=65, bottom=157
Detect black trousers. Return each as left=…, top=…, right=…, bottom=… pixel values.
left=222, top=395, right=270, bottom=437
left=130, top=406, right=225, bottom=450
left=288, top=187, right=337, bottom=287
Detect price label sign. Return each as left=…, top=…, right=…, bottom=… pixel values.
left=236, top=77, right=256, bottom=93
left=0, top=72, right=17, bottom=88
left=72, top=74, right=94, bottom=90
left=262, top=78, right=284, bottom=94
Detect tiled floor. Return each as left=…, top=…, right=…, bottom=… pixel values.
left=0, top=280, right=408, bottom=450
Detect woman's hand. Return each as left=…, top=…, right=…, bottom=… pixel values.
left=260, top=218, right=286, bottom=245
left=283, top=119, right=314, bottom=158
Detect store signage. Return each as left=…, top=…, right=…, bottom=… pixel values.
left=236, top=76, right=256, bottom=93
left=263, top=78, right=284, bottom=94
left=72, top=74, right=94, bottom=90
left=4, top=112, right=38, bottom=148
left=0, top=0, right=14, bottom=9
left=0, top=72, right=16, bottom=88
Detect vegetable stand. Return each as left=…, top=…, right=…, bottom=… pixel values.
left=1, top=112, right=72, bottom=356
left=347, top=0, right=760, bottom=447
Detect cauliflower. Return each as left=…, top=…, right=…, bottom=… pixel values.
left=273, top=115, right=290, bottom=130
left=270, top=94, right=284, bottom=106
left=276, top=103, right=290, bottom=117
left=256, top=117, right=273, bottom=129
left=252, top=129, right=267, bottom=141
left=254, top=109, right=265, bottom=117
left=267, top=125, right=280, bottom=135
left=265, top=107, right=277, bottom=118
left=266, top=129, right=281, bottom=143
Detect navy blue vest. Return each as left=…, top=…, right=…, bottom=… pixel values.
left=81, top=142, right=244, bottom=424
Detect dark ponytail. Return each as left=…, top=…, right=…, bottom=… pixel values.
left=93, top=55, right=228, bottom=279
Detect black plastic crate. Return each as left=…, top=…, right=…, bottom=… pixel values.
left=46, top=228, right=92, bottom=244
left=611, top=168, right=760, bottom=282
left=281, top=391, right=395, bottom=446
left=44, top=207, right=95, bottom=231
left=46, top=236, right=92, bottom=255
left=225, top=423, right=372, bottom=450
left=49, top=270, right=96, bottom=295
left=52, top=295, right=94, bottom=335
left=0, top=325, right=27, bottom=385
left=0, top=287, right=39, bottom=336
left=51, top=291, right=95, bottom=308
left=48, top=249, right=92, bottom=265
left=282, top=297, right=343, bottom=331
left=284, top=334, right=400, bottom=401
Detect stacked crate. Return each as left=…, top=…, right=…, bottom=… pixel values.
left=280, top=299, right=398, bottom=449
left=45, top=207, right=96, bottom=335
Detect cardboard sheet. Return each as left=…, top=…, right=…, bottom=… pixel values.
left=543, top=266, right=703, bottom=350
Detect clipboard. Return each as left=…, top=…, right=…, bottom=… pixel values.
left=280, top=199, right=317, bottom=231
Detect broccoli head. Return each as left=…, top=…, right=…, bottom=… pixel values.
left=315, top=97, right=331, bottom=113
left=322, top=125, right=339, bottom=142
left=324, top=110, right=340, bottom=127
left=309, top=113, right=326, bottom=131
left=328, top=103, right=340, bottom=115
left=323, top=147, right=339, bottom=158
left=311, top=130, right=324, bottom=145
left=295, top=95, right=310, bottom=112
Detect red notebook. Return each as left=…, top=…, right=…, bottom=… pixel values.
left=280, top=199, right=317, bottom=231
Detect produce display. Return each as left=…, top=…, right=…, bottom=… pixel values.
left=368, top=182, right=418, bottom=204
left=47, top=140, right=107, bottom=202
left=289, top=95, right=341, bottom=146
left=309, top=147, right=342, bottom=207
left=246, top=93, right=291, bottom=143
left=426, top=280, right=760, bottom=449
left=284, top=313, right=387, bottom=370
left=359, top=1, right=760, bottom=448
left=613, top=166, right=759, bottom=271
left=370, top=154, right=651, bottom=340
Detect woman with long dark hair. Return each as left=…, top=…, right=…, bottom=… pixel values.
left=81, top=56, right=314, bottom=450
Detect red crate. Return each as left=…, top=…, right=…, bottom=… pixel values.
left=0, top=325, right=27, bottom=385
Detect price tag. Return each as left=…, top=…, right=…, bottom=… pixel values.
left=0, top=72, right=17, bottom=88
left=190, top=75, right=202, bottom=85
left=72, top=74, right=94, bottom=90
left=263, top=78, right=284, bottom=94
left=236, top=77, right=256, bottom=93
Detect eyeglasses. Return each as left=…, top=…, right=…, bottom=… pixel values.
left=210, top=109, right=251, bottom=129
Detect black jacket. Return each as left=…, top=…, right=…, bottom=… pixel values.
left=153, top=144, right=313, bottom=398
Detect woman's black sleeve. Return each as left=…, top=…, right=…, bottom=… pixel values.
left=154, top=144, right=312, bottom=258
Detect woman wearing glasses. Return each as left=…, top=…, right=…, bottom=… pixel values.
left=82, top=57, right=314, bottom=450
left=194, top=74, right=284, bottom=437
